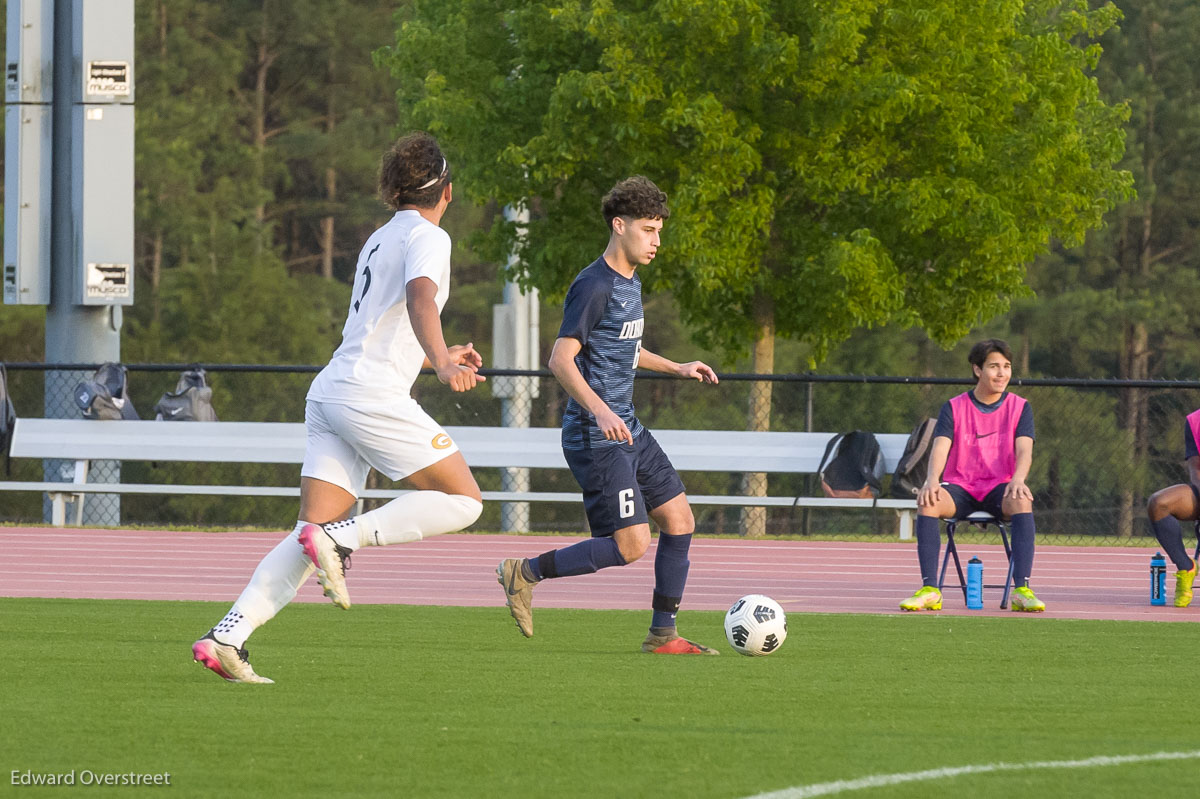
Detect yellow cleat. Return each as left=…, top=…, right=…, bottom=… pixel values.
left=1175, top=564, right=1197, bottom=608
left=899, top=586, right=943, bottom=612
left=1010, top=585, right=1046, bottom=612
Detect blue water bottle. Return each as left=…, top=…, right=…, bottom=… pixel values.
left=966, top=557, right=984, bottom=609
left=1151, top=552, right=1167, bottom=606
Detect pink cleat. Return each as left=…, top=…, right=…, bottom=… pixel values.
left=298, top=523, right=352, bottom=610
left=192, top=633, right=273, bottom=684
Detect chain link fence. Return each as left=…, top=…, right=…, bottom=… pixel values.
left=3, top=362, right=1198, bottom=541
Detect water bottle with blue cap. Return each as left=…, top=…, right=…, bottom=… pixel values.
left=1151, top=551, right=1166, bottom=606
left=966, top=557, right=984, bottom=609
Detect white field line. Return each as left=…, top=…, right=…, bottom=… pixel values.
left=745, top=750, right=1200, bottom=799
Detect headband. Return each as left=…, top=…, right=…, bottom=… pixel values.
left=416, top=158, right=448, bottom=190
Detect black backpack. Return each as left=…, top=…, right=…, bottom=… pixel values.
left=153, top=368, right=218, bottom=421
left=74, top=362, right=139, bottom=420
left=817, top=431, right=885, bottom=498
left=890, top=417, right=938, bottom=498
left=0, top=364, right=16, bottom=475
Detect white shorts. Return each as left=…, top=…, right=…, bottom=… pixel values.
left=301, top=398, right=460, bottom=496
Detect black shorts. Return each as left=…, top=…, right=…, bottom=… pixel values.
left=563, top=430, right=686, bottom=537
left=942, top=482, right=1008, bottom=520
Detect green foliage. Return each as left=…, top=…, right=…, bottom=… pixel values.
left=124, top=246, right=346, bottom=367
left=121, top=0, right=408, bottom=374
left=1017, top=0, right=1200, bottom=381
left=382, top=0, right=1132, bottom=362
left=986, top=1, right=1200, bottom=523
left=0, top=306, right=45, bottom=362
left=135, top=0, right=259, bottom=261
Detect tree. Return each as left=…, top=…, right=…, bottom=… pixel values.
left=1003, top=0, right=1200, bottom=535
left=135, top=0, right=262, bottom=323
left=382, top=0, right=1131, bottom=533
left=129, top=0, right=404, bottom=361
left=245, top=0, right=400, bottom=281
left=383, top=0, right=1130, bottom=350
left=128, top=1, right=355, bottom=411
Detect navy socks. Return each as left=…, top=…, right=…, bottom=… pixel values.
left=1009, top=512, right=1036, bottom=587
left=523, top=533, right=692, bottom=631
left=915, top=516, right=941, bottom=586
left=918, top=511, right=1038, bottom=589
left=1151, top=515, right=1195, bottom=571
left=528, top=536, right=626, bottom=581
left=651, top=533, right=691, bottom=629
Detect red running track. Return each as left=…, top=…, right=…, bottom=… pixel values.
left=1, top=527, right=1194, bottom=623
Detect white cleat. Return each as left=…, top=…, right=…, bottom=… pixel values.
left=192, top=633, right=274, bottom=684
left=298, top=523, right=352, bottom=610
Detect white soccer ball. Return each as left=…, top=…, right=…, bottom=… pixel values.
left=724, top=594, right=788, bottom=657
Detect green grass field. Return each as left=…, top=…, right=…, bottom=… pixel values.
left=1, top=597, right=1195, bottom=798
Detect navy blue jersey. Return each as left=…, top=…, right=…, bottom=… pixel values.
left=558, top=258, right=645, bottom=450
left=934, top=392, right=1035, bottom=440
left=1186, top=423, right=1198, bottom=460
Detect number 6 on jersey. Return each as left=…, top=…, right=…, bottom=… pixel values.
left=618, top=488, right=635, bottom=519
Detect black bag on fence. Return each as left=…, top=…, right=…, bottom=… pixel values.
left=817, top=431, right=885, bottom=499
left=74, top=362, right=139, bottom=420
left=890, top=417, right=938, bottom=498
left=153, top=368, right=218, bottom=421
left=0, top=364, right=16, bottom=475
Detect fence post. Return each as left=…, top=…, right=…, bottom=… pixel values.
left=739, top=379, right=771, bottom=537
left=492, top=205, right=538, bottom=532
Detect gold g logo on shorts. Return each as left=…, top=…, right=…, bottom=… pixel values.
left=432, top=433, right=453, bottom=450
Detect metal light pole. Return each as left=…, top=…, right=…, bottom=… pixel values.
left=491, top=205, right=538, bottom=532
left=5, top=0, right=134, bottom=524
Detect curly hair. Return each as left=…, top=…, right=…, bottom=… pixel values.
left=601, top=176, right=670, bottom=230
left=379, top=132, right=451, bottom=211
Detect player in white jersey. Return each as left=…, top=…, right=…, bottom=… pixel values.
left=193, top=132, right=485, bottom=683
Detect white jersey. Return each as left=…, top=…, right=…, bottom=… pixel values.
left=307, top=210, right=451, bottom=406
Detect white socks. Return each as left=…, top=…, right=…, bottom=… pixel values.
left=210, top=493, right=482, bottom=647
left=215, top=521, right=314, bottom=648
left=211, top=609, right=251, bottom=648
left=320, top=491, right=482, bottom=551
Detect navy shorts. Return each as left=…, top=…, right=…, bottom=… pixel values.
left=942, top=482, right=1008, bottom=520
left=563, top=430, right=686, bottom=537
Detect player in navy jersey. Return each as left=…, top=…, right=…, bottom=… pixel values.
left=496, top=176, right=722, bottom=654
left=1145, top=408, right=1200, bottom=607
left=899, top=339, right=1046, bottom=612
